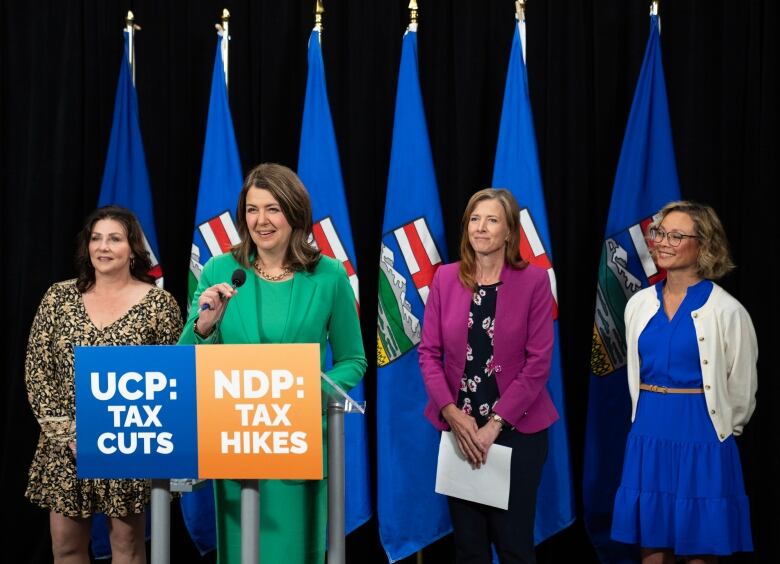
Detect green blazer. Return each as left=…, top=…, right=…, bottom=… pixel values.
left=179, top=252, right=366, bottom=394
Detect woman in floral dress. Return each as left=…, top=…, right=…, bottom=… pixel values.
left=25, top=206, right=182, bottom=563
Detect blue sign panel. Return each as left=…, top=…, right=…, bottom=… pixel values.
left=75, top=345, right=198, bottom=478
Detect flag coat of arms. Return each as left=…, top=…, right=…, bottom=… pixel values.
left=583, top=14, right=681, bottom=562
left=492, top=16, right=575, bottom=543
left=298, top=28, right=372, bottom=534
left=179, top=31, right=244, bottom=555
left=376, top=26, right=451, bottom=562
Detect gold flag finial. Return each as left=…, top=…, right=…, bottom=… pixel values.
left=216, top=9, right=230, bottom=33
left=125, top=10, right=140, bottom=31
left=219, top=8, right=230, bottom=31
left=124, top=11, right=140, bottom=85
left=314, top=0, right=324, bottom=32
left=515, top=0, right=526, bottom=21
left=219, top=9, right=231, bottom=88
left=409, top=0, right=418, bottom=26
left=650, top=1, right=661, bottom=33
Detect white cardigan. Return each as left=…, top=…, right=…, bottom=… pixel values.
left=624, top=282, right=758, bottom=442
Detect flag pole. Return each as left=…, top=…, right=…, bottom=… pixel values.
left=408, top=0, right=423, bottom=558
left=216, top=9, right=231, bottom=88
left=413, top=10, right=421, bottom=563
left=124, top=11, right=140, bottom=85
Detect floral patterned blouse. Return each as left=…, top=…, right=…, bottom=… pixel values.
left=24, top=279, right=183, bottom=517
left=456, top=282, right=501, bottom=427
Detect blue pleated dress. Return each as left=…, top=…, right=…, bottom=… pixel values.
left=611, top=280, right=753, bottom=555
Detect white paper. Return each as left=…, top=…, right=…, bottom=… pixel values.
left=434, top=431, right=512, bottom=510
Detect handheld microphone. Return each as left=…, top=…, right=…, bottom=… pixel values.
left=199, top=268, right=247, bottom=311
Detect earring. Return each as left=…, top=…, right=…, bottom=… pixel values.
left=130, top=257, right=135, bottom=269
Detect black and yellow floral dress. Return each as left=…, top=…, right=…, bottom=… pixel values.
left=24, top=279, right=183, bottom=518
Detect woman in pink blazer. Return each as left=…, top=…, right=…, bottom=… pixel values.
left=419, top=188, right=557, bottom=563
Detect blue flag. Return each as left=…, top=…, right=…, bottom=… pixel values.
left=91, top=30, right=160, bottom=559
left=179, top=31, right=244, bottom=555
left=582, top=15, right=680, bottom=562
left=97, top=31, right=162, bottom=286
left=376, top=27, right=451, bottom=562
left=492, top=17, right=575, bottom=544
left=297, top=29, right=372, bottom=534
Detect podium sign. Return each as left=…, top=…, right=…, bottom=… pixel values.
left=75, top=344, right=322, bottom=480
left=196, top=344, right=323, bottom=479
left=75, top=345, right=198, bottom=479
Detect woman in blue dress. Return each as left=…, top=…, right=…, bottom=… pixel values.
left=611, top=201, right=758, bottom=563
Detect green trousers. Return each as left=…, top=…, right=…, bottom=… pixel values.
left=214, top=478, right=327, bottom=563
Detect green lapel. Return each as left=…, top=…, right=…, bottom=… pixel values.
left=280, top=269, right=318, bottom=343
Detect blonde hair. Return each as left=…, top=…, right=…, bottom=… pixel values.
left=458, top=188, right=527, bottom=290
left=232, top=163, right=320, bottom=272
left=651, top=200, right=735, bottom=280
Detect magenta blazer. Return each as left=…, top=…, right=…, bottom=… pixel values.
left=419, top=261, right=558, bottom=433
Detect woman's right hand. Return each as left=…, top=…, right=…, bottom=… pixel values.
left=441, top=403, right=485, bottom=468
left=196, top=282, right=238, bottom=335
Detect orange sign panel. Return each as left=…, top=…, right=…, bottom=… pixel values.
left=195, top=344, right=323, bottom=479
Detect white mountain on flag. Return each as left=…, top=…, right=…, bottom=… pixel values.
left=377, top=244, right=421, bottom=367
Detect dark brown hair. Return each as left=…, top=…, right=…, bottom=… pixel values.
left=75, top=205, right=154, bottom=292
left=232, top=163, right=320, bottom=272
left=458, top=188, right=527, bottom=290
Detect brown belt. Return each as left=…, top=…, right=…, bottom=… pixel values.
left=639, top=383, right=704, bottom=394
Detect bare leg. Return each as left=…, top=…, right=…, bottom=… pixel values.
left=49, top=512, right=91, bottom=564
left=108, top=512, right=147, bottom=564
left=641, top=547, right=676, bottom=564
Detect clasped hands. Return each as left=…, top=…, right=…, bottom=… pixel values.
left=441, top=403, right=501, bottom=469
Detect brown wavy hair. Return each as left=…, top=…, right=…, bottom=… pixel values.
left=650, top=200, right=735, bottom=280
left=232, top=163, right=321, bottom=272
left=75, top=205, right=155, bottom=292
left=458, top=188, right=528, bottom=290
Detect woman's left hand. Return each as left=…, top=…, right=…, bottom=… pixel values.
left=475, top=420, right=502, bottom=463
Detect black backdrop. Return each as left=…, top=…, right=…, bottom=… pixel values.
left=1, top=1, right=777, bottom=562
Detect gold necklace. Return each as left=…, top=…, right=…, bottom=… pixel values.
left=253, top=260, right=291, bottom=281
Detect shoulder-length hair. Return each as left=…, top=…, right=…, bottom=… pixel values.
left=458, top=188, right=528, bottom=290
left=232, top=163, right=320, bottom=272
left=650, top=200, right=735, bottom=280
left=75, top=205, right=154, bottom=293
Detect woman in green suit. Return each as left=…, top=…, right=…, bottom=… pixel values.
left=179, top=162, right=366, bottom=563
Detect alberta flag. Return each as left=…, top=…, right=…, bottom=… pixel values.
left=376, top=25, right=451, bottom=562
left=492, top=14, right=575, bottom=543
left=582, top=14, right=680, bottom=562
left=297, top=28, right=372, bottom=533
left=179, top=30, right=244, bottom=555
left=91, top=30, right=160, bottom=558
left=97, top=31, right=162, bottom=286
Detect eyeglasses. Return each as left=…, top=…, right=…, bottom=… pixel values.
left=648, top=227, right=700, bottom=247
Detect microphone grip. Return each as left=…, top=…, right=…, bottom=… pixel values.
left=199, top=288, right=230, bottom=312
